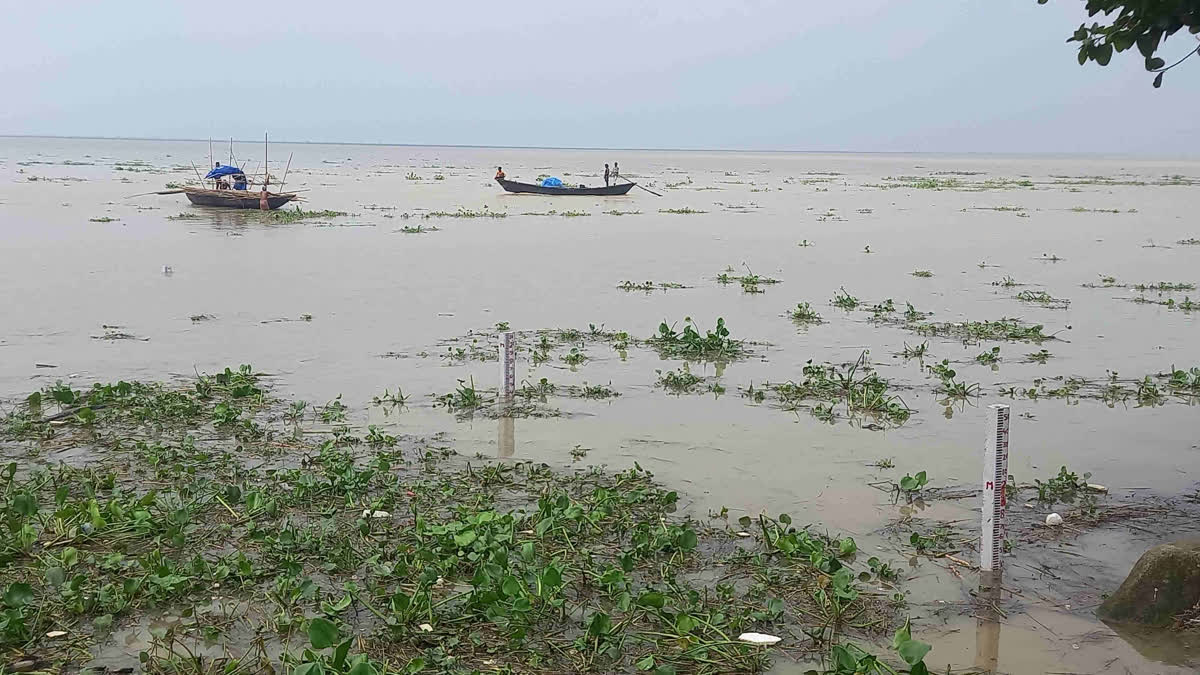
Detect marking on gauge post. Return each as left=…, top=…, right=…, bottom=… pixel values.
left=980, top=404, right=1010, bottom=573
left=499, top=332, right=516, bottom=398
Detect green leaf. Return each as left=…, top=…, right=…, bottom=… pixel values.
left=1137, top=34, right=1158, bottom=58
left=453, top=530, right=477, bottom=548
left=12, top=493, right=38, bottom=517
left=4, top=583, right=33, bottom=607
left=347, top=662, right=379, bottom=675
left=898, top=638, right=932, bottom=666
left=1147, top=56, right=1165, bottom=70
left=332, top=638, right=352, bottom=669
left=46, top=567, right=66, bottom=587
left=675, top=613, right=696, bottom=635
left=307, top=617, right=339, bottom=649
left=293, top=663, right=325, bottom=675
left=501, top=575, right=522, bottom=597
left=678, top=529, right=698, bottom=551
left=839, top=537, right=857, bottom=556
left=892, top=618, right=912, bottom=650
left=75, top=407, right=96, bottom=424
left=25, top=392, right=42, bottom=408
left=1072, top=26, right=1089, bottom=42
left=637, top=591, right=666, bottom=609
left=1078, top=46, right=1089, bottom=65
left=653, top=665, right=677, bottom=675
left=1094, top=42, right=1113, bottom=66
left=587, top=612, right=612, bottom=637
left=636, top=655, right=657, bottom=671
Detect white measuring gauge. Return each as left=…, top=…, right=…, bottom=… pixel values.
left=499, top=332, right=516, bottom=398
left=980, top=404, right=1010, bottom=572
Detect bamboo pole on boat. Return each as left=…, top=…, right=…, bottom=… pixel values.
left=263, top=132, right=268, bottom=189
left=279, top=152, right=293, bottom=194
left=208, top=138, right=213, bottom=188
left=190, top=161, right=203, bottom=183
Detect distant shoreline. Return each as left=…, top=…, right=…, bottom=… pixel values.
left=2, top=134, right=1198, bottom=160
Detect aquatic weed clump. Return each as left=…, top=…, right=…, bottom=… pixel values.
left=912, top=318, right=1053, bottom=343
left=0, top=370, right=909, bottom=674
left=647, top=317, right=746, bottom=361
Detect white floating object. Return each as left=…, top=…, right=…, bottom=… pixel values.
left=162, top=265, right=173, bottom=275
left=737, top=632, right=781, bottom=645
left=45, top=630, right=67, bottom=638
left=361, top=509, right=391, bottom=518
left=418, top=623, right=433, bottom=632
left=1086, top=484, right=1108, bottom=493
left=1045, top=513, right=1063, bottom=526
left=735, top=531, right=751, bottom=538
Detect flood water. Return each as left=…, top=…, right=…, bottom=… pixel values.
left=3, top=136, right=1199, bottom=672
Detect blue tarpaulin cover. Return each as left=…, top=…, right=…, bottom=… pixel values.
left=540, top=176, right=563, bottom=187
left=204, top=165, right=245, bottom=179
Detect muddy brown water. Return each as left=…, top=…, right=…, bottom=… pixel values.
left=2, top=137, right=1199, bottom=672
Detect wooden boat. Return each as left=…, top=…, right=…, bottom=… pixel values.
left=182, top=186, right=298, bottom=210
left=497, top=178, right=635, bottom=196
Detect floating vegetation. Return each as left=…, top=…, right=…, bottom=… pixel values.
left=616, top=281, right=690, bottom=292
left=1015, top=290, right=1071, bottom=308
left=422, top=208, right=505, bottom=219
left=912, top=318, right=1052, bottom=343
left=648, top=317, right=745, bottom=361
left=788, top=302, right=823, bottom=325
left=831, top=288, right=860, bottom=310
left=1178, top=238, right=1200, bottom=245
left=975, top=346, right=1002, bottom=365
left=911, top=270, right=934, bottom=278
left=1036, top=253, right=1064, bottom=262
left=655, top=366, right=722, bottom=396
left=899, top=341, right=929, bottom=359
left=926, top=360, right=981, bottom=398
left=166, top=212, right=202, bottom=220
left=0, top=369, right=916, bottom=674
left=972, top=205, right=1025, bottom=212
left=261, top=208, right=349, bottom=224
left=659, top=207, right=707, bottom=214
left=1025, top=349, right=1052, bottom=364
left=878, top=176, right=960, bottom=189
left=521, top=210, right=591, bottom=217
left=745, top=352, right=912, bottom=426
left=1069, top=206, right=1122, bottom=214
left=405, top=171, right=421, bottom=180
left=716, top=268, right=781, bottom=294
left=88, top=216, right=119, bottom=223
left=398, top=224, right=439, bottom=234
left=797, top=239, right=814, bottom=247
left=561, top=347, right=588, bottom=367
left=1133, top=281, right=1195, bottom=292
left=1002, top=367, right=1200, bottom=406
left=602, top=209, right=642, bottom=216
left=435, top=376, right=490, bottom=412
left=1082, top=275, right=1124, bottom=289
left=189, top=314, right=215, bottom=322
left=1130, top=295, right=1199, bottom=312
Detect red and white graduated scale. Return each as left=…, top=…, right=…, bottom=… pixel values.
left=499, top=332, right=516, bottom=398
left=980, top=404, right=1010, bottom=573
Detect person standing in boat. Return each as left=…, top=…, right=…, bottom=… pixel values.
left=604, top=163, right=610, bottom=187
left=495, top=166, right=505, bottom=180
left=612, top=161, right=620, bottom=183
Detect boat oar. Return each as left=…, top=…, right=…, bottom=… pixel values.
left=633, top=183, right=663, bottom=197
left=124, top=189, right=186, bottom=198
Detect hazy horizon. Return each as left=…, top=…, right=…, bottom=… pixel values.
left=5, top=2, right=1199, bottom=154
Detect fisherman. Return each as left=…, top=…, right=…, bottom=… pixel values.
left=604, top=163, right=610, bottom=187
left=612, top=161, right=620, bottom=182
left=495, top=166, right=505, bottom=180
left=213, top=162, right=226, bottom=189
left=232, top=173, right=248, bottom=190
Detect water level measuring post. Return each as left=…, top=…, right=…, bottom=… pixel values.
left=980, top=404, right=1010, bottom=573
left=499, top=332, right=516, bottom=398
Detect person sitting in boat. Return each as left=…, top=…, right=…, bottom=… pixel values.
left=231, top=173, right=248, bottom=190
left=495, top=166, right=505, bottom=180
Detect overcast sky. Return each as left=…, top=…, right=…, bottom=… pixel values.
left=3, top=1, right=1197, bottom=153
